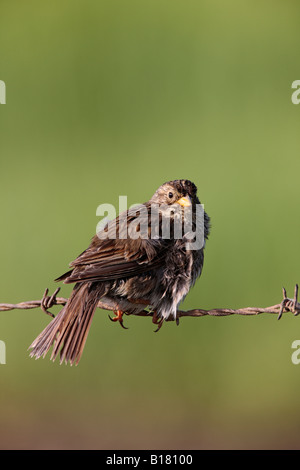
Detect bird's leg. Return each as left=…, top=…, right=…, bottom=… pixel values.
left=108, top=310, right=128, bottom=330
left=152, top=311, right=164, bottom=333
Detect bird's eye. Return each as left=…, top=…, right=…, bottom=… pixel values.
left=168, top=192, right=173, bottom=199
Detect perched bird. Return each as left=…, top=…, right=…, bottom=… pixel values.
left=29, top=180, right=210, bottom=365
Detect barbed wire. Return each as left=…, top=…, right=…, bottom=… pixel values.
left=1, top=284, right=299, bottom=325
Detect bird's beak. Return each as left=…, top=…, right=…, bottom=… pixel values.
left=176, top=195, right=192, bottom=207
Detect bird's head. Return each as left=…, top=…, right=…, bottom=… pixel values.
left=150, top=179, right=199, bottom=207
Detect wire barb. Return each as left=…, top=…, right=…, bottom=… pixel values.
left=40, top=287, right=61, bottom=318
left=277, top=284, right=300, bottom=320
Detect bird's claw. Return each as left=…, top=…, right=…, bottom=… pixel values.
left=152, top=312, right=164, bottom=332
left=108, top=310, right=128, bottom=329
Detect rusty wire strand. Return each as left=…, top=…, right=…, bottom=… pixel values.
left=0, top=284, right=299, bottom=324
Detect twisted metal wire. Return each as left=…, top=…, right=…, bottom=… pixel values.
left=1, top=284, right=299, bottom=323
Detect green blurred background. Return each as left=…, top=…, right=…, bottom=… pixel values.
left=0, top=0, right=300, bottom=449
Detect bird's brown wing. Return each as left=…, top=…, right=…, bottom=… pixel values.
left=56, top=206, right=168, bottom=284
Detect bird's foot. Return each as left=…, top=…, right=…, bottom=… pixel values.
left=152, top=311, right=164, bottom=332
left=108, top=310, right=128, bottom=329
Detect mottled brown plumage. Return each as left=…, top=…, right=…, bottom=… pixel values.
left=29, top=180, right=210, bottom=365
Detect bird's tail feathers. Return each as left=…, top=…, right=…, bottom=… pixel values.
left=29, top=282, right=103, bottom=365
